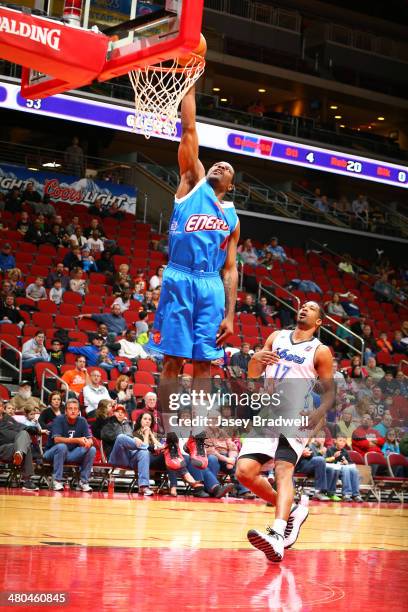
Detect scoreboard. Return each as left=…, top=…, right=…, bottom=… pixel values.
left=0, top=81, right=406, bottom=189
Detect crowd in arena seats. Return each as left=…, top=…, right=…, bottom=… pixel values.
left=0, top=184, right=407, bottom=498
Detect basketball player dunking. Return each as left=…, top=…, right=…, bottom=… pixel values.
left=236, top=301, right=334, bottom=562
left=147, top=85, right=240, bottom=448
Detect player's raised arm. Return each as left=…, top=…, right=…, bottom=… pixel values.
left=176, top=85, right=205, bottom=198
left=247, top=331, right=280, bottom=378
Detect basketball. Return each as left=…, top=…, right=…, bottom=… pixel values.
left=178, top=33, right=207, bottom=66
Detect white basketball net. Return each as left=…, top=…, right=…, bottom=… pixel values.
left=129, top=55, right=205, bottom=139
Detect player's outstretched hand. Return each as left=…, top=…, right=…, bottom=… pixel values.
left=216, top=318, right=234, bottom=346
left=251, top=350, right=279, bottom=365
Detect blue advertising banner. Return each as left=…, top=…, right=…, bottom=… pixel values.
left=0, top=163, right=137, bottom=214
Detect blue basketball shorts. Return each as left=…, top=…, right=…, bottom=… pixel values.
left=146, top=262, right=225, bottom=361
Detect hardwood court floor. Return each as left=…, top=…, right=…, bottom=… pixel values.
left=1, top=490, right=407, bottom=611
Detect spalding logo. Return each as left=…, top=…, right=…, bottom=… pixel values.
left=185, top=214, right=229, bottom=232
left=276, top=348, right=305, bottom=364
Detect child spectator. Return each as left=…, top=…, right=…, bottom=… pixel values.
left=133, top=281, right=146, bottom=303
left=81, top=247, right=98, bottom=273
left=49, top=279, right=64, bottom=305
left=49, top=339, right=65, bottom=372
left=26, top=276, right=47, bottom=302
left=97, top=345, right=135, bottom=375
left=70, top=267, right=88, bottom=295
left=326, top=435, right=362, bottom=502
left=382, top=429, right=400, bottom=455
left=376, top=332, right=393, bottom=353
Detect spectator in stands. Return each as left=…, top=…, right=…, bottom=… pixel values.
left=133, top=269, right=147, bottom=293
left=326, top=293, right=347, bottom=318
left=25, top=219, right=47, bottom=245
left=376, top=332, right=393, bottom=353
left=109, top=375, right=136, bottom=420
left=84, top=218, right=105, bottom=240
left=265, top=237, right=296, bottom=264
left=78, top=303, right=126, bottom=336
left=392, top=331, right=407, bottom=355
left=378, top=372, right=398, bottom=396
left=314, top=194, right=329, bottom=213
left=22, top=182, right=41, bottom=206
left=81, top=247, right=98, bottom=273
left=135, top=312, right=149, bottom=337
left=21, top=330, right=50, bottom=370
left=48, top=279, right=63, bottom=305
left=97, top=250, right=115, bottom=282
left=374, top=273, right=396, bottom=303
left=118, top=329, right=149, bottom=361
left=8, top=268, right=25, bottom=297
left=69, top=225, right=87, bottom=249
left=142, top=290, right=155, bottom=312
left=32, top=194, right=56, bottom=218
left=0, top=294, right=25, bottom=327
left=61, top=356, right=91, bottom=398
left=0, top=399, right=38, bottom=491
left=371, top=386, right=387, bottom=420
left=151, top=289, right=161, bottom=311
left=361, top=325, right=378, bottom=361
left=9, top=380, right=44, bottom=412
left=149, top=265, right=165, bottom=290
left=101, top=403, right=152, bottom=495
left=131, top=392, right=164, bottom=435
left=67, top=335, right=105, bottom=367
left=83, top=369, right=111, bottom=417
left=0, top=280, right=13, bottom=303
left=204, top=411, right=254, bottom=498
left=374, top=413, right=393, bottom=438
left=257, top=251, right=274, bottom=270
left=63, top=246, right=83, bottom=271
left=256, top=295, right=274, bottom=325
left=296, top=444, right=338, bottom=501
left=45, top=262, right=70, bottom=291
left=64, top=137, right=84, bottom=177
left=332, top=360, right=347, bottom=390
left=44, top=397, right=95, bottom=491
left=16, top=211, right=30, bottom=237
left=70, top=267, right=88, bottom=296
left=38, top=391, right=64, bottom=431
left=49, top=338, right=65, bottom=372
left=382, top=429, right=400, bottom=456
left=326, top=435, right=362, bottom=502
left=5, top=187, right=23, bottom=213
left=86, top=229, right=104, bottom=254
left=113, top=264, right=132, bottom=292
left=112, top=289, right=132, bottom=313
left=334, top=408, right=357, bottom=446
left=351, top=194, right=369, bottom=225
left=230, top=342, right=251, bottom=374
left=247, top=99, right=265, bottom=116
left=97, top=345, right=134, bottom=376
left=0, top=243, right=16, bottom=272
left=338, top=254, right=354, bottom=275
left=365, top=357, right=385, bottom=382
left=65, top=215, right=80, bottom=237
left=26, top=277, right=47, bottom=303
left=340, top=292, right=360, bottom=318
left=352, top=413, right=385, bottom=456
left=237, top=239, right=258, bottom=266
left=237, top=293, right=257, bottom=316
left=91, top=399, right=115, bottom=439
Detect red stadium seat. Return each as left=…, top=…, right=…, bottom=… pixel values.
left=137, top=359, right=158, bottom=374
left=63, top=292, right=83, bottom=305
left=59, top=304, right=80, bottom=317
left=132, top=383, right=153, bottom=398
left=0, top=384, right=10, bottom=400
left=134, top=371, right=155, bottom=386
left=32, top=312, right=54, bottom=329
left=54, top=315, right=76, bottom=330
left=34, top=361, right=58, bottom=389
left=38, top=300, right=58, bottom=314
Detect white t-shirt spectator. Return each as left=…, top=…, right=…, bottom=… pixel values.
left=112, top=297, right=131, bottom=313
left=83, top=383, right=111, bottom=414
left=118, top=339, right=148, bottom=360
left=149, top=275, right=161, bottom=290
left=86, top=237, right=104, bottom=252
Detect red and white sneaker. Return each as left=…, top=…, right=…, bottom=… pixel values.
left=184, top=433, right=208, bottom=469
left=164, top=433, right=186, bottom=471
left=284, top=495, right=309, bottom=549
left=247, top=527, right=284, bottom=562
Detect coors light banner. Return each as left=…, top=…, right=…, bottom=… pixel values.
left=0, top=164, right=137, bottom=215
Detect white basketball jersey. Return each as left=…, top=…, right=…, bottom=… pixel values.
left=265, top=329, right=322, bottom=380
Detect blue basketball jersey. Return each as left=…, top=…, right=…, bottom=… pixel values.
left=168, top=178, right=239, bottom=273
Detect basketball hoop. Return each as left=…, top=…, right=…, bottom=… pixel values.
left=128, top=54, right=205, bottom=139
